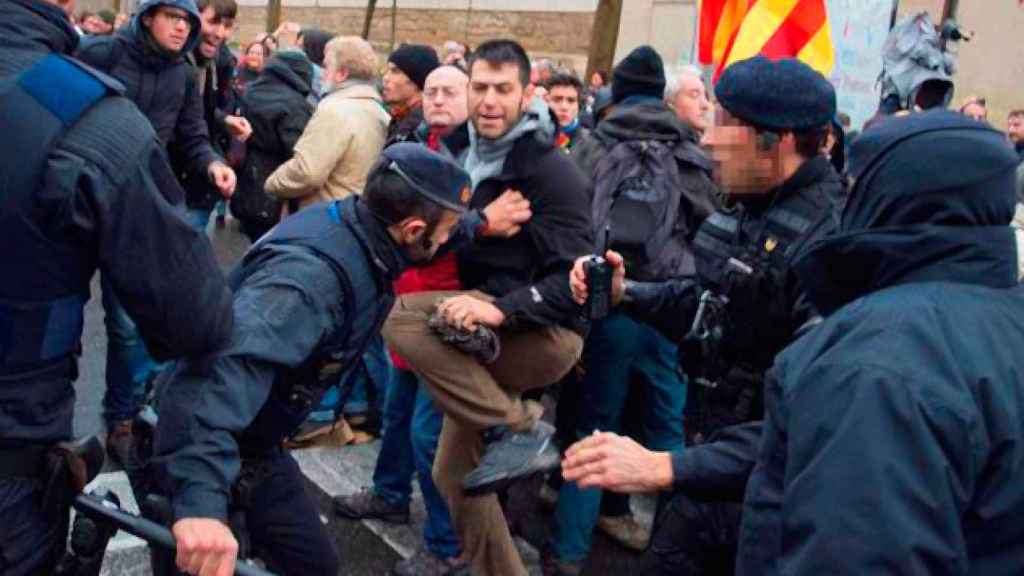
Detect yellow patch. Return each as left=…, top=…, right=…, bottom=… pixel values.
left=460, top=186, right=471, bottom=205
left=764, top=237, right=778, bottom=253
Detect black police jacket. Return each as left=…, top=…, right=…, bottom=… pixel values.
left=0, top=0, right=233, bottom=446
left=153, top=197, right=404, bottom=521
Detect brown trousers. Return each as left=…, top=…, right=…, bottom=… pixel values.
left=383, top=290, right=583, bottom=576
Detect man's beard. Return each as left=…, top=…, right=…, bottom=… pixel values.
left=400, top=232, right=437, bottom=264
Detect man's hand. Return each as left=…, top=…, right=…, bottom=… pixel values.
left=172, top=518, right=238, bottom=576
left=570, top=250, right=627, bottom=306
left=207, top=162, right=237, bottom=198
left=436, top=295, right=505, bottom=330
left=562, top=431, right=674, bottom=493
left=223, top=115, right=253, bottom=141
left=481, top=189, right=532, bottom=237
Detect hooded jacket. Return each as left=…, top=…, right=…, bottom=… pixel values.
left=737, top=111, right=1024, bottom=575
left=232, top=53, right=314, bottom=234
left=76, top=0, right=218, bottom=174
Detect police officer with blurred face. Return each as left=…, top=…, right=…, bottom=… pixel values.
left=0, top=0, right=234, bottom=573
left=567, top=56, right=845, bottom=575
left=151, top=144, right=472, bottom=576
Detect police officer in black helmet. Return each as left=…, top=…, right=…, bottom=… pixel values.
left=0, top=0, right=234, bottom=574
left=565, top=56, right=845, bottom=575
left=151, top=143, right=472, bottom=576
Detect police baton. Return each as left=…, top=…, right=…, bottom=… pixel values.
left=72, top=493, right=277, bottom=576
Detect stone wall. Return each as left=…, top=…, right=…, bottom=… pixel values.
left=235, top=6, right=594, bottom=72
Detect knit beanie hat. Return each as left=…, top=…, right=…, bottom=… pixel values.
left=388, top=44, right=440, bottom=91
left=612, top=45, right=666, bottom=104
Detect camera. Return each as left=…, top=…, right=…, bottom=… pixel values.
left=584, top=256, right=612, bottom=320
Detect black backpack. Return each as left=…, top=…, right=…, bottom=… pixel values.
left=591, top=138, right=687, bottom=281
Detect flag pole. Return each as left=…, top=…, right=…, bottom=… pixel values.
left=889, top=0, right=900, bottom=29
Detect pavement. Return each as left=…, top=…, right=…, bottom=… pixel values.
left=72, top=215, right=654, bottom=575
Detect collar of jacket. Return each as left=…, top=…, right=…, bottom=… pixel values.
left=342, top=197, right=406, bottom=285
left=731, top=155, right=839, bottom=216
left=257, top=57, right=312, bottom=96
left=414, top=121, right=470, bottom=156
left=4, top=0, right=79, bottom=55
left=1016, top=139, right=1024, bottom=158
left=323, top=79, right=381, bottom=100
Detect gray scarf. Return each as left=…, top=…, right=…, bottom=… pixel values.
left=465, top=103, right=550, bottom=191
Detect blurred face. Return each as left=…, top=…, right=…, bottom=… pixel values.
left=197, top=6, right=234, bottom=59
left=590, top=72, right=604, bottom=88
left=143, top=6, right=192, bottom=53
left=245, top=43, right=266, bottom=71
left=469, top=60, right=530, bottom=140
left=669, top=75, right=711, bottom=133
left=702, top=106, right=788, bottom=195
left=114, top=12, right=129, bottom=28
left=547, top=85, right=580, bottom=127
left=1009, top=115, right=1024, bottom=144
left=962, top=102, right=987, bottom=122
left=382, top=63, right=422, bottom=107
left=82, top=15, right=105, bottom=33
left=423, top=67, right=469, bottom=132
left=399, top=210, right=461, bottom=263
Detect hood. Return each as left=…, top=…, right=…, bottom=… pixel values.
left=597, top=99, right=697, bottom=145
left=300, top=28, right=332, bottom=67
left=127, top=0, right=202, bottom=63
left=794, top=110, right=1020, bottom=315
left=256, top=50, right=313, bottom=96
left=2, top=0, right=79, bottom=55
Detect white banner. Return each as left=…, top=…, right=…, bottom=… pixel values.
left=827, top=0, right=895, bottom=130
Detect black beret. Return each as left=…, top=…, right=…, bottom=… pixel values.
left=388, top=44, right=440, bottom=91
left=715, top=56, right=836, bottom=131
left=381, top=143, right=470, bottom=213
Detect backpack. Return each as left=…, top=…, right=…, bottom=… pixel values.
left=591, top=138, right=686, bottom=281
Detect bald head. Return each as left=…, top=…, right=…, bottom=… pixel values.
left=423, top=65, right=469, bottom=132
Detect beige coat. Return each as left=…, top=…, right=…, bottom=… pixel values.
left=265, top=81, right=390, bottom=214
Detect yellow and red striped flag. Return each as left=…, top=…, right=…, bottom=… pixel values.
left=699, top=0, right=834, bottom=82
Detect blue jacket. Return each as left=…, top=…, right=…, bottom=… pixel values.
left=153, top=196, right=406, bottom=521
left=0, top=0, right=232, bottom=445
left=738, top=112, right=1024, bottom=575
left=76, top=0, right=218, bottom=176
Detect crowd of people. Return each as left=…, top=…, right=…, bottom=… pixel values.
left=3, top=0, right=1024, bottom=575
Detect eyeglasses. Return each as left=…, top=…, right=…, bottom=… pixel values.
left=155, top=8, right=192, bottom=27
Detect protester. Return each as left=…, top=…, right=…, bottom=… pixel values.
left=543, top=46, right=719, bottom=575
left=298, top=27, right=333, bottom=100
left=233, top=51, right=315, bottom=242
left=384, top=43, right=441, bottom=145
left=545, top=72, right=587, bottom=151
left=76, top=0, right=235, bottom=477
left=0, top=0, right=233, bottom=572
left=959, top=95, right=988, bottom=122
left=1009, top=109, right=1024, bottom=160
left=565, top=110, right=1024, bottom=576
left=114, top=10, right=129, bottom=29
left=235, top=40, right=268, bottom=93
left=265, top=35, right=389, bottom=213
left=383, top=39, right=593, bottom=576
left=443, top=39, right=468, bottom=68
left=173, top=0, right=247, bottom=231
left=153, top=145, right=472, bottom=576
left=663, top=64, right=711, bottom=134
left=567, top=56, right=843, bottom=575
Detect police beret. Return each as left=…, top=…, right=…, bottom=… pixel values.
left=715, top=56, right=836, bottom=131
left=381, top=143, right=471, bottom=213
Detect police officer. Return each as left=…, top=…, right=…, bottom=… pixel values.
left=151, top=143, right=472, bottom=576
left=0, top=0, right=234, bottom=574
left=565, top=56, right=844, bottom=575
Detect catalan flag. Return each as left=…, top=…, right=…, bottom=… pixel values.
left=699, top=0, right=834, bottom=82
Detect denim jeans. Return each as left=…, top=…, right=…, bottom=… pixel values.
left=371, top=367, right=460, bottom=560
left=551, top=312, right=686, bottom=563
left=185, top=207, right=211, bottom=232
left=306, top=335, right=392, bottom=423
left=101, top=275, right=161, bottom=424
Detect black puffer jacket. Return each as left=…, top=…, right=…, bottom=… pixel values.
left=233, top=52, right=315, bottom=239
left=76, top=0, right=218, bottom=175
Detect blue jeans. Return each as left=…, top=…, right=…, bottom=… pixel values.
left=101, top=275, right=161, bottom=424
left=307, top=335, right=392, bottom=423
left=372, top=367, right=460, bottom=560
left=551, top=312, right=686, bottom=563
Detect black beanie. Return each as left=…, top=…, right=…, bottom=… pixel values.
left=388, top=44, right=440, bottom=91
left=612, top=45, right=666, bottom=104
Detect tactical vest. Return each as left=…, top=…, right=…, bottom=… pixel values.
left=685, top=188, right=827, bottom=440
left=233, top=199, right=397, bottom=452
left=0, top=54, right=112, bottom=374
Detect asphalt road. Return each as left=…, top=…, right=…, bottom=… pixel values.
left=72, top=215, right=649, bottom=575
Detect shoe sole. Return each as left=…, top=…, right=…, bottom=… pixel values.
left=461, top=439, right=561, bottom=496
left=333, top=501, right=410, bottom=525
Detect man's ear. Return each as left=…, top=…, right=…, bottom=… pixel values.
left=396, top=217, right=427, bottom=244
left=141, top=13, right=152, bottom=29
left=521, top=82, right=536, bottom=112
